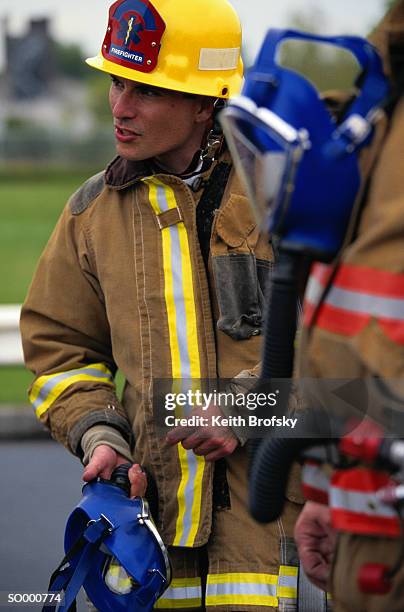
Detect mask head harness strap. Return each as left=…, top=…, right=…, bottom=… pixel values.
left=247, top=29, right=388, bottom=156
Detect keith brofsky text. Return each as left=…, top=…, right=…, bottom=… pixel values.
left=165, top=414, right=298, bottom=429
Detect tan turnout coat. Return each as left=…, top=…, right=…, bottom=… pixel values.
left=21, top=151, right=288, bottom=548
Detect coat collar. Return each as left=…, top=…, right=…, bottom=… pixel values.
left=104, top=149, right=228, bottom=191
left=104, top=156, right=154, bottom=190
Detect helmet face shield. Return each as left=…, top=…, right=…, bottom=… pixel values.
left=221, top=97, right=307, bottom=230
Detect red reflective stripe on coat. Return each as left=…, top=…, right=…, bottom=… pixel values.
left=379, top=319, right=404, bottom=344
left=301, top=461, right=330, bottom=505
left=303, top=263, right=404, bottom=343
left=329, top=468, right=400, bottom=537
left=332, top=467, right=393, bottom=493
left=331, top=507, right=400, bottom=537
left=310, top=263, right=333, bottom=286
left=311, top=262, right=404, bottom=298
left=313, top=302, right=369, bottom=336
left=302, top=484, right=329, bottom=505
left=329, top=264, right=404, bottom=298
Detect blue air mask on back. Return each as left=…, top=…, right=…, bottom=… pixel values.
left=221, top=29, right=389, bottom=261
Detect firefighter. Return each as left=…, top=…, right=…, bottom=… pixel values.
left=220, top=5, right=404, bottom=609
left=20, top=1, right=303, bottom=610
left=293, top=2, right=404, bottom=610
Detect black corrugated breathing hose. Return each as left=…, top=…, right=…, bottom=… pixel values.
left=248, top=248, right=311, bottom=521
left=260, top=249, right=302, bottom=381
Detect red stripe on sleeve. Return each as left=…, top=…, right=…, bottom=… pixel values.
left=315, top=303, right=369, bottom=336
left=331, top=508, right=400, bottom=537
left=331, top=468, right=392, bottom=493
left=332, top=264, right=404, bottom=299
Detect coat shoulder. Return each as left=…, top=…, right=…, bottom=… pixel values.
left=69, top=171, right=106, bottom=215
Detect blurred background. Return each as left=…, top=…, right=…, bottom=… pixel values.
left=0, top=0, right=396, bottom=605
left=0, top=0, right=395, bottom=416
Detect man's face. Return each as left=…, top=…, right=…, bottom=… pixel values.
left=109, top=75, right=214, bottom=172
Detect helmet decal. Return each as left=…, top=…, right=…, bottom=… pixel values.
left=102, top=0, right=166, bottom=73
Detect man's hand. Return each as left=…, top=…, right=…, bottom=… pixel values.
left=82, top=444, right=147, bottom=498
left=166, top=405, right=239, bottom=461
left=294, top=501, right=336, bottom=591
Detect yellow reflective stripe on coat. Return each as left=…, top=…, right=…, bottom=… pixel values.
left=277, top=565, right=298, bottom=599
left=206, top=569, right=298, bottom=608
left=144, top=177, right=205, bottom=547
left=154, top=577, right=202, bottom=609
left=29, top=363, right=114, bottom=418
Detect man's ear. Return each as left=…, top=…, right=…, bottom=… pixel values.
left=194, top=96, right=216, bottom=123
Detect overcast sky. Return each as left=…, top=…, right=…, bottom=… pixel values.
left=0, top=0, right=386, bottom=69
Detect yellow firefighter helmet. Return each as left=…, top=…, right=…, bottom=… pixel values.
left=86, top=0, right=243, bottom=99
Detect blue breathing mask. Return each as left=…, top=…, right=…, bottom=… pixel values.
left=221, top=29, right=389, bottom=261
left=45, top=465, right=171, bottom=612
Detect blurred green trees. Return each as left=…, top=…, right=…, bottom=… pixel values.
left=87, top=74, right=114, bottom=126
left=53, top=40, right=112, bottom=126
left=54, top=41, right=90, bottom=80
left=274, top=10, right=361, bottom=94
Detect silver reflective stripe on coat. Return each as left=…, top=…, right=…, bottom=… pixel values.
left=144, top=177, right=205, bottom=548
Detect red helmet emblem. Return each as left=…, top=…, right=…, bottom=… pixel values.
left=102, top=0, right=166, bottom=73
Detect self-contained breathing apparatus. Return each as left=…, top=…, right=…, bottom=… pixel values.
left=221, top=28, right=389, bottom=395
left=244, top=412, right=404, bottom=595
left=44, top=464, right=171, bottom=612
left=220, top=28, right=398, bottom=596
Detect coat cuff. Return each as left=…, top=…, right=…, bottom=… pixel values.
left=68, top=409, right=133, bottom=457
left=81, top=425, right=133, bottom=465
